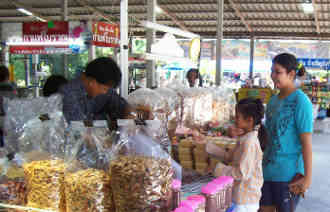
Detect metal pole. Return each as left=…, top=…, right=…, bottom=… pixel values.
left=62, top=0, right=69, bottom=79
left=88, top=21, right=96, bottom=62
left=32, top=55, right=40, bottom=97
left=146, top=0, right=156, bottom=88
left=0, top=23, right=4, bottom=65
left=120, top=0, right=129, bottom=98
left=24, top=55, right=30, bottom=87
left=216, top=0, right=224, bottom=86
left=249, top=35, right=255, bottom=80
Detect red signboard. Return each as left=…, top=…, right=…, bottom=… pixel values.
left=23, top=21, right=69, bottom=42
left=10, top=46, right=71, bottom=55
left=92, top=22, right=120, bottom=47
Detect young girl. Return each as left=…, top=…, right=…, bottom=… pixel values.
left=260, top=53, right=313, bottom=212
left=206, top=98, right=266, bottom=212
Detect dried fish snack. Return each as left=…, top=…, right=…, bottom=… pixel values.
left=23, top=159, right=67, bottom=212
left=64, top=169, right=114, bottom=212
left=110, top=156, right=173, bottom=212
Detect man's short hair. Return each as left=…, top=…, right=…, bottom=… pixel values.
left=85, top=57, right=122, bottom=88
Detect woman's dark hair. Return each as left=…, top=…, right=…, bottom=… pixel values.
left=85, top=57, right=122, bottom=88
left=272, top=53, right=306, bottom=77
left=236, top=98, right=268, bottom=151
left=0, top=65, right=10, bottom=82
left=186, top=68, right=203, bottom=87
left=43, top=75, right=68, bottom=97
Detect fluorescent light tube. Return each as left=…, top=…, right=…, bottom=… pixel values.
left=17, top=8, right=33, bottom=16
left=35, top=16, right=47, bottom=22
left=141, top=21, right=200, bottom=39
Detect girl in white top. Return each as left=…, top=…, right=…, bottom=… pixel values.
left=206, top=98, right=267, bottom=212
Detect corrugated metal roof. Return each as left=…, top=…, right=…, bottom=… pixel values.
left=0, top=0, right=329, bottom=39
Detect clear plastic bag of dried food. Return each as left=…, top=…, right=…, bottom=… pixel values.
left=127, top=88, right=169, bottom=147
left=18, top=111, right=67, bottom=158
left=66, top=121, right=114, bottom=169
left=154, top=87, right=180, bottom=115
left=64, top=121, right=115, bottom=212
left=208, top=88, right=236, bottom=125
left=179, top=88, right=213, bottom=129
left=22, top=159, right=67, bottom=211
left=155, top=87, right=181, bottom=139
left=127, top=88, right=167, bottom=115
left=3, top=95, right=63, bottom=154
left=15, top=109, right=69, bottom=211
left=109, top=123, right=182, bottom=212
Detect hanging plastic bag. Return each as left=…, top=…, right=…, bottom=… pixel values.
left=64, top=121, right=115, bottom=212
left=179, top=88, right=213, bottom=129
left=208, top=87, right=236, bottom=126
left=109, top=121, right=182, bottom=212
left=3, top=95, right=63, bottom=154
left=155, top=87, right=181, bottom=139
left=17, top=110, right=67, bottom=212
left=127, top=88, right=167, bottom=119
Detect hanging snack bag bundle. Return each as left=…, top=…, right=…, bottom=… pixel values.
left=18, top=110, right=68, bottom=212
left=109, top=120, right=182, bottom=212
left=64, top=121, right=115, bottom=212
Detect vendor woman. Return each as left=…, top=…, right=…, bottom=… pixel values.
left=60, top=57, right=130, bottom=122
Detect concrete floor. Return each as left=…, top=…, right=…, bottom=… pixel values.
left=296, top=132, right=330, bottom=212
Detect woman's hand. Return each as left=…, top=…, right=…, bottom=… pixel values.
left=227, top=125, right=244, bottom=138
left=289, top=175, right=311, bottom=195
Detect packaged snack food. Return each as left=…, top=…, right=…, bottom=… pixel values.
left=23, top=159, right=67, bottom=212
left=0, top=179, right=26, bottom=209
left=180, top=88, right=213, bottom=129
left=64, top=169, right=113, bottom=212
left=65, top=121, right=115, bottom=212
left=3, top=95, right=63, bottom=154
left=208, top=88, right=236, bottom=126
left=109, top=121, right=182, bottom=212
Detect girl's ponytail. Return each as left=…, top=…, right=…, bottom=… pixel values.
left=296, top=63, right=306, bottom=77
left=258, top=124, right=268, bottom=151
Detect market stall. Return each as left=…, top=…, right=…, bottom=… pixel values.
left=0, top=83, right=238, bottom=212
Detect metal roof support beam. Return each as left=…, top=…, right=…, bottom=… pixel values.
left=120, top=0, right=129, bottom=98
left=216, top=0, right=224, bottom=86
left=312, top=0, right=321, bottom=34
left=75, top=0, right=116, bottom=23
left=249, top=34, right=255, bottom=80
left=158, top=6, right=189, bottom=31
left=146, top=0, right=156, bottom=88
left=227, top=0, right=252, bottom=33
left=11, top=0, right=48, bottom=22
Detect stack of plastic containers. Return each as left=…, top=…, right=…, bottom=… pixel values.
left=201, top=181, right=224, bottom=212
left=201, top=176, right=234, bottom=212
left=180, top=195, right=206, bottom=212
left=174, top=206, right=194, bottom=212
left=212, top=176, right=234, bottom=209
